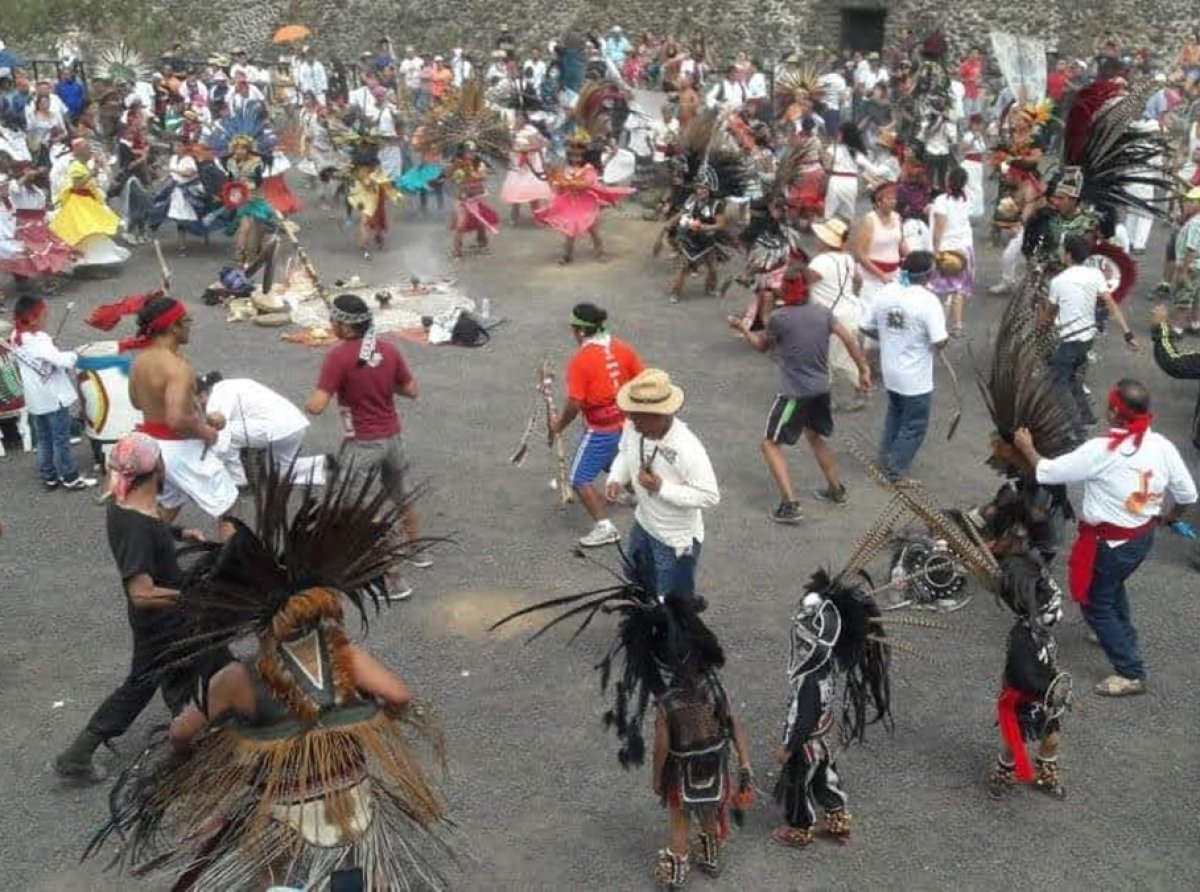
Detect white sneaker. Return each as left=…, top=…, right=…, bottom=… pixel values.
left=406, top=554, right=434, bottom=569
left=579, top=520, right=620, bottom=548
left=987, top=282, right=1012, bottom=295
left=61, top=476, right=98, bottom=490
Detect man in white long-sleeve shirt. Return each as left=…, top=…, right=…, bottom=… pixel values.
left=605, top=369, right=719, bottom=601
left=196, top=372, right=326, bottom=488
left=8, top=296, right=96, bottom=489
left=1014, top=378, right=1197, bottom=698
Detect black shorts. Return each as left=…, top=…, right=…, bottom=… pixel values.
left=764, top=394, right=833, bottom=444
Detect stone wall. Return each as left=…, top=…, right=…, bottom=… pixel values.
left=140, top=1, right=1200, bottom=67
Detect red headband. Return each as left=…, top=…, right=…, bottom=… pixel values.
left=1106, top=388, right=1153, bottom=452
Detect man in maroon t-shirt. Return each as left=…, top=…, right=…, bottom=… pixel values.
left=305, top=293, right=424, bottom=599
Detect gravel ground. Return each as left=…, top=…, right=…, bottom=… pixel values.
left=1, top=183, right=1198, bottom=891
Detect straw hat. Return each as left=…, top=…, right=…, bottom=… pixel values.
left=812, top=218, right=849, bottom=249
left=617, top=369, right=685, bottom=416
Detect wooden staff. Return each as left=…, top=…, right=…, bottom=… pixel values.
left=538, top=358, right=573, bottom=505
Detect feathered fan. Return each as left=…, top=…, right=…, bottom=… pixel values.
left=90, top=44, right=152, bottom=86
left=421, top=78, right=511, bottom=159
left=490, top=549, right=725, bottom=768
left=675, top=109, right=748, bottom=200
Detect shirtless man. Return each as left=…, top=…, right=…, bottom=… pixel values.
left=127, top=296, right=238, bottom=537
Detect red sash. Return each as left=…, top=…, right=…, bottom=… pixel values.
left=136, top=421, right=187, bottom=441
left=870, top=259, right=901, bottom=274
left=1066, top=519, right=1156, bottom=605
left=963, top=153, right=984, bottom=162
left=996, top=686, right=1036, bottom=782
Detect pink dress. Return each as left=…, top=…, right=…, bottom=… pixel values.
left=533, top=164, right=632, bottom=238
left=501, top=131, right=554, bottom=206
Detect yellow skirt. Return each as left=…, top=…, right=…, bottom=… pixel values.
left=50, top=194, right=121, bottom=246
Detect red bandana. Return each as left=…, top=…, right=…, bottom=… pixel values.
left=1105, top=388, right=1153, bottom=453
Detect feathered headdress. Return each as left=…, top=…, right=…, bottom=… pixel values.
left=490, top=550, right=725, bottom=767
left=676, top=110, right=748, bottom=200
left=1062, top=78, right=1175, bottom=218
left=804, top=570, right=892, bottom=745
left=161, top=463, right=426, bottom=675
left=203, top=101, right=277, bottom=158
left=575, top=79, right=628, bottom=137
left=90, top=43, right=152, bottom=85
left=976, top=286, right=1082, bottom=473
left=774, top=62, right=820, bottom=105
left=421, top=78, right=510, bottom=159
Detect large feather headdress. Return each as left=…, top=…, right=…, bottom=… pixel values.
left=421, top=78, right=511, bottom=159
left=90, top=44, right=152, bottom=86
left=490, top=550, right=725, bottom=768
left=1062, top=78, right=1175, bottom=218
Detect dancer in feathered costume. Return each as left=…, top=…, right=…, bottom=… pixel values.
left=491, top=555, right=754, bottom=889
left=534, top=79, right=633, bottom=264
left=418, top=79, right=509, bottom=258
left=772, top=570, right=891, bottom=848
left=205, top=103, right=293, bottom=266
left=343, top=135, right=402, bottom=260
left=1022, top=78, right=1174, bottom=301
left=84, top=465, right=453, bottom=891
left=982, top=522, right=1071, bottom=801
left=396, top=122, right=446, bottom=217
left=654, top=112, right=745, bottom=300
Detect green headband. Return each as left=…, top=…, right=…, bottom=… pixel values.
left=570, top=313, right=605, bottom=330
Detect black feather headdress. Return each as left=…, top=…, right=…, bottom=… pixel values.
left=157, top=458, right=429, bottom=675
left=490, top=549, right=724, bottom=767
left=806, top=570, right=893, bottom=745
left=1062, top=78, right=1175, bottom=219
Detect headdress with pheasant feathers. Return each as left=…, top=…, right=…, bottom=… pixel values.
left=421, top=78, right=511, bottom=159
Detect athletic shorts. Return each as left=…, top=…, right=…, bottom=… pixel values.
left=156, top=438, right=239, bottom=518
left=338, top=434, right=407, bottom=505
left=568, top=429, right=621, bottom=487
left=764, top=394, right=833, bottom=444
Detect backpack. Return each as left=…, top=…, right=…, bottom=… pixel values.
left=450, top=312, right=490, bottom=348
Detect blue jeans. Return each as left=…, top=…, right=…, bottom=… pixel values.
left=879, top=390, right=932, bottom=481
left=1082, top=531, right=1154, bottom=680
left=625, top=520, right=701, bottom=602
left=1048, top=340, right=1096, bottom=434
left=31, top=406, right=81, bottom=484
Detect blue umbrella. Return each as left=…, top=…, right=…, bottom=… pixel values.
left=0, top=49, right=26, bottom=72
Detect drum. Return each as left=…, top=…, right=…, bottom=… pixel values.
left=77, top=341, right=142, bottom=447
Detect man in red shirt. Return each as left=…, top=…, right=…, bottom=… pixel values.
left=305, top=293, right=424, bottom=599
left=549, top=303, right=644, bottom=547
left=1046, top=58, right=1069, bottom=103
left=958, top=47, right=983, bottom=118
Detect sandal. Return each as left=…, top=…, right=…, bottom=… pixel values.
left=771, top=825, right=814, bottom=848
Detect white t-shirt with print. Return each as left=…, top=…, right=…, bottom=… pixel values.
left=1036, top=431, right=1197, bottom=529
left=1048, top=264, right=1108, bottom=343
left=868, top=283, right=948, bottom=395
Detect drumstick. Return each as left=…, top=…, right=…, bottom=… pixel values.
left=53, top=301, right=76, bottom=340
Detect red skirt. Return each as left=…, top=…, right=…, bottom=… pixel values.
left=0, top=212, right=78, bottom=278
left=262, top=175, right=303, bottom=217
left=452, top=197, right=500, bottom=235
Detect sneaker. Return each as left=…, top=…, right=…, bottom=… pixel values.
left=384, top=576, right=413, bottom=602
left=60, top=476, right=97, bottom=490
left=812, top=485, right=848, bottom=505
left=1093, top=674, right=1145, bottom=697
left=41, top=479, right=60, bottom=491
left=579, top=520, right=621, bottom=548
left=406, top=554, right=434, bottom=569
left=771, top=500, right=803, bottom=524
left=987, top=282, right=1012, bottom=296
